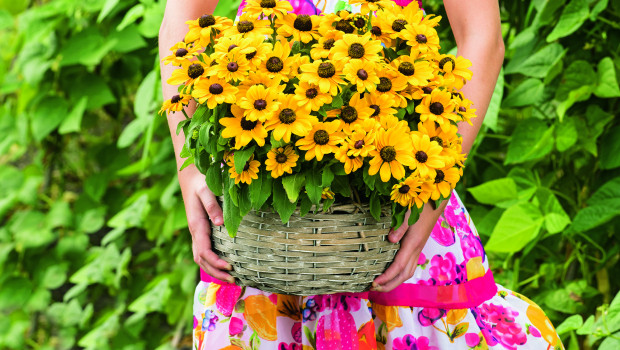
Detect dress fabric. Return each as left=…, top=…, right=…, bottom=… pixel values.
left=192, top=1, right=564, bottom=349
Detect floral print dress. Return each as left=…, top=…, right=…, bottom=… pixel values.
left=192, top=1, right=564, bottom=349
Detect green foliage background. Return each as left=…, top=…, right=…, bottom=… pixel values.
left=1, top=0, right=619, bottom=348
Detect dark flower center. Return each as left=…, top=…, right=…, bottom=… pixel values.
left=306, top=88, right=318, bottom=99
left=415, top=151, right=428, bottom=163
left=348, top=43, right=366, bottom=59
left=276, top=153, right=288, bottom=163
left=187, top=63, right=204, bottom=79
left=429, top=102, right=444, bottom=115
left=227, top=62, right=239, bottom=72
left=323, top=38, right=336, bottom=50
left=237, top=21, right=254, bottom=33
left=398, top=62, right=415, bottom=76
left=380, top=146, right=396, bottom=162
left=341, top=106, right=358, bottom=123
left=392, top=19, right=408, bottom=32
left=175, top=48, right=188, bottom=57
left=335, top=20, right=355, bottom=34
left=415, top=34, right=427, bottom=44
left=354, top=140, right=364, bottom=149
left=438, top=57, right=456, bottom=70
left=399, top=185, right=410, bottom=194
left=246, top=50, right=257, bottom=60
left=422, top=86, right=433, bottom=94
left=199, top=15, right=216, bottom=28
left=260, top=0, right=276, bottom=8
left=209, top=83, right=223, bottom=94
left=243, top=162, right=250, bottom=171
left=435, top=170, right=445, bottom=183
left=370, top=104, right=380, bottom=117
left=313, top=130, right=330, bottom=145
left=459, top=106, right=467, bottom=112
left=317, top=62, right=336, bottom=78
left=171, top=94, right=182, bottom=103
left=279, top=108, right=296, bottom=124
left=293, top=15, right=313, bottom=31
left=353, top=16, right=366, bottom=29
left=240, top=117, right=258, bottom=130
left=430, top=136, right=443, bottom=147
left=371, top=26, right=382, bottom=36
left=254, top=99, right=267, bottom=110
left=377, top=77, right=392, bottom=92
left=266, top=57, right=284, bottom=72
left=228, top=44, right=238, bottom=52
left=357, top=69, right=368, bottom=80
left=452, top=92, right=463, bottom=99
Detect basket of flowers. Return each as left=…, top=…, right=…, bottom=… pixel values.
left=160, top=0, right=476, bottom=295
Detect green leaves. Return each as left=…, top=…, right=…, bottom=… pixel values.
left=504, top=43, right=566, bottom=78
left=570, top=177, right=620, bottom=232
left=305, top=167, right=323, bottom=205
left=272, top=179, right=297, bottom=223
left=485, top=202, right=544, bottom=252
left=282, top=172, right=306, bottom=203
left=594, top=57, right=620, bottom=98
left=31, top=96, right=68, bottom=142
left=468, top=178, right=518, bottom=206
left=248, top=170, right=272, bottom=209
left=233, top=146, right=256, bottom=174
left=502, top=78, right=544, bottom=107
left=505, top=119, right=555, bottom=164
left=546, top=0, right=589, bottom=42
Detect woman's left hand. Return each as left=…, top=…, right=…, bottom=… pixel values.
left=371, top=200, right=449, bottom=293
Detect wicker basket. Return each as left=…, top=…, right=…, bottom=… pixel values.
left=211, top=202, right=400, bottom=295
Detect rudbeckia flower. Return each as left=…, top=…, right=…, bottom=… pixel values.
left=335, top=146, right=364, bottom=174
left=277, top=13, right=320, bottom=44
left=192, top=76, right=238, bottom=109
left=296, top=120, right=344, bottom=161
left=429, top=167, right=460, bottom=200
left=159, top=94, right=191, bottom=116
left=335, top=93, right=375, bottom=135
left=390, top=176, right=432, bottom=209
left=299, top=60, right=346, bottom=96
left=211, top=52, right=250, bottom=82
left=225, top=13, right=273, bottom=37
left=343, top=59, right=380, bottom=93
left=310, top=30, right=344, bottom=60
left=258, top=41, right=294, bottom=81
left=391, top=52, right=434, bottom=88
left=220, top=105, right=268, bottom=148
left=228, top=154, right=260, bottom=185
left=185, top=14, right=233, bottom=46
left=368, top=127, right=415, bottom=182
left=167, top=59, right=210, bottom=91
left=243, top=0, right=293, bottom=20
left=294, top=81, right=333, bottom=112
left=410, top=132, right=446, bottom=178
left=415, top=89, right=458, bottom=131
left=330, top=33, right=383, bottom=64
left=162, top=42, right=199, bottom=66
left=436, top=54, right=473, bottom=89
left=265, top=94, right=317, bottom=143
left=265, top=145, right=299, bottom=178
left=238, top=84, right=281, bottom=122
left=349, top=0, right=394, bottom=13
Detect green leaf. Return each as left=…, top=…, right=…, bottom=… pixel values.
left=282, top=172, right=305, bottom=203
left=594, top=57, right=620, bottom=98
left=134, top=70, right=157, bottom=121
left=108, top=194, right=151, bottom=228
left=536, top=189, right=571, bottom=234
left=206, top=163, right=224, bottom=196
left=117, top=119, right=145, bottom=149
left=305, top=167, right=323, bottom=205
left=505, top=119, right=555, bottom=164
left=502, top=78, right=544, bottom=107
left=504, top=43, right=565, bottom=78
left=588, top=177, right=620, bottom=204
left=556, top=315, right=584, bottom=335
left=31, top=96, right=68, bottom=142
left=233, top=145, right=256, bottom=174
left=67, top=73, right=116, bottom=109
left=331, top=175, right=352, bottom=197
left=97, top=0, right=120, bottom=23
left=0, top=277, right=32, bottom=309
left=570, top=201, right=620, bottom=233
left=555, top=60, right=597, bottom=101
left=468, top=178, right=518, bottom=205
left=58, top=96, right=87, bottom=134
left=109, top=24, right=147, bottom=53
left=546, top=0, right=589, bottom=41
left=600, top=125, right=620, bottom=169
left=370, top=192, right=381, bottom=221
left=363, top=168, right=376, bottom=191
left=485, top=202, right=544, bottom=252
left=590, top=0, right=608, bottom=21
left=555, top=118, right=578, bottom=152
left=331, top=94, right=344, bottom=109
left=408, top=207, right=420, bottom=225
left=556, top=85, right=592, bottom=122
left=321, top=166, right=334, bottom=188
left=59, top=27, right=118, bottom=67
left=248, top=169, right=272, bottom=210
left=484, top=68, right=503, bottom=131
left=238, top=185, right=252, bottom=216
left=10, top=210, right=56, bottom=250
left=117, top=4, right=145, bottom=31
left=272, top=179, right=297, bottom=223
left=299, top=193, right=313, bottom=216
left=223, top=176, right=242, bottom=237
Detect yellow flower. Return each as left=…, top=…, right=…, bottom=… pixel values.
left=167, top=59, right=210, bottom=91
left=368, top=127, right=414, bottom=182
left=159, top=94, right=191, bottom=116
left=220, top=105, right=268, bottom=149
left=228, top=154, right=260, bottom=185
left=436, top=54, right=473, bottom=89
left=401, top=23, right=441, bottom=54
left=211, top=51, right=250, bottom=82
left=277, top=13, right=320, bottom=44
left=212, top=34, right=249, bottom=61
left=258, top=41, right=295, bottom=82
left=294, top=81, right=333, bottom=112
left=289, top=53, right=311, bottom=78
left=417, top=119, right=459, bottom=165
left=454, top=96, right=476, bottom=125
left=238, top=84, right=281, bottom=122
left=375, top=67, right=408, bottom=108
left=380, top=1, right=423, bottom=40
left=334, top=146, right=364, bottom=174
left=369, top=12, right=394, bottom=46
left=237, top=71, right=284, bottom=97
left=239, top=34, right=273, bottom=66
left=321, top=187, right=335, bottom=200
left=192, top=76, right=238, bottom=109
left=243, top=0, right=293, bottom=20
left=310, top=30, right=344, bottom=60
left=265, top=94, right=317, bottom=143
left=343, top=120, right=377, bottom=158
left=343, top=59, right=380, bottom=93
left=299, top=60, right=345, bottom=96
left=390, top=176, right=432, bottom=209
left=330, top=33, right=383, bottom=64
left=336, top=93, right=375, bottom=135
left=162, top=42, right=199, bottom=66
left=429, top=167, right=460, bottom=200
left=185, top=14, right=233, bottom=46
left=226, top=13, right=273, bottom=37
left=365, top=93, right=397, bottom=120
left=295, top=120, right=344, bottom=161
left=349, top=0, right=395, bottom=13
left=391, top=52, right=435, bottom=88
left=415, top=89, right=457, bottom=132
left=265, top=145, right=299, bottom=178
left=410, top=132, right=445, bottom=178
left=319, top=11, right=355, bottom=35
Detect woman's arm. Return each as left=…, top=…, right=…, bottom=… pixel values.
left=159, top=0, right=237, bottom=283
left=372, top=0, right=505, bottom=292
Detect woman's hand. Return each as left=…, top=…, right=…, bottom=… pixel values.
left=178, top=164, right=235, bottom=283
left=371, top=199, right=449, bottom=292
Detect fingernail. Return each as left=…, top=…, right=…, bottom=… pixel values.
left=371, top=285, right=382, bottom=292
left=226, top=264, right=233, bottom=271
left=371, top=282, right=378, bottom=288
left=227, top=277, right=235, bottom=284
left=215, top=217, right=223, bottom=226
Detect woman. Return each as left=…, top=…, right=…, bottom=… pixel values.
left=158, top=0, right=563, bottom=348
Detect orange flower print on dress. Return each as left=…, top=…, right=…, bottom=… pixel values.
left=243, top=294, right=278, bottom=341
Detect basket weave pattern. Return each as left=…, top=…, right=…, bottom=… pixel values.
left=211, top=203, right=399, bottom=295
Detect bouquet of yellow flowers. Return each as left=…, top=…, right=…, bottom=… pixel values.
left=160, top=0, right=475, bottom=238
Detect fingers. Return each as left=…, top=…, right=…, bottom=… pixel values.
left=372, top=251, right=419, bottom=293
left=188, top=214, right=234, bottom=284
left=388, top=209, right=411, bottom=243
left=197, top=186, right=224, bottom=226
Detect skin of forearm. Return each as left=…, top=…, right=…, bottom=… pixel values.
left=159, top=0, right=220, bottom=170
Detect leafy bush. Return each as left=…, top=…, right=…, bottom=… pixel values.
left=0, top=0, right=618, bottom=349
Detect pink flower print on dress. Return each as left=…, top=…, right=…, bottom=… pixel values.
left=316, top=307, right=359, bottom=350
left=289, top=0, right=322, bottom=15
left=465, top=333, right=481, bottom=347
left=278, top=342, right=303, bottom=350
left=417, top=251, right=427, bottom=265
left=392, top=334, right=438, bottom=350
left=292, top=322, right=302, bottom=343
left=480, top=303, right=528, bottom=350
left=215, top=284, right=242, bottom=316
left=229, top=316, right=244, bottom=336
left=417, top=308, right=446, bottom=327
left=461, top=233, right=485, bottom=261
left=529, top=325, right=542, bottom=338
left=427, top=252, right=458, bottom=285
left=430, top=216, right=456, bottom=246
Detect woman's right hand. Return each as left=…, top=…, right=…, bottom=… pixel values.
left=178, top=164, right=235, bottom=283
